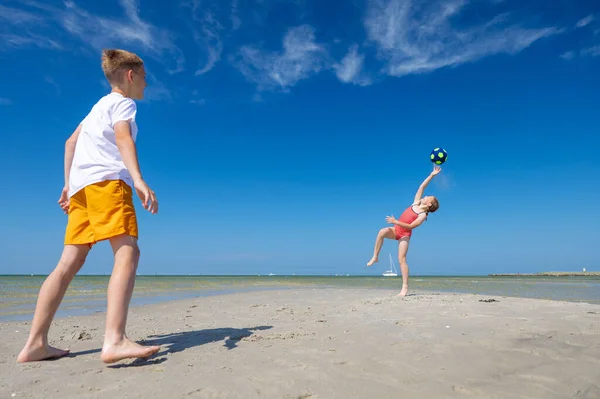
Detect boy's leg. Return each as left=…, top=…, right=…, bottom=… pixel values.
left=367, top=227, right=395, bottom=266
left=100, top=234, right=160, bottom=364
left=397, top=237, right=410, bottom=296
left=17, top=244, right=90, bottom=362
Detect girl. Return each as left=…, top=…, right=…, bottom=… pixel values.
left=367, top=166, right=441, bottom=296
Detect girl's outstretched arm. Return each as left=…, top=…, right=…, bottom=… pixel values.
left=413, top=165, right=441, bottom=204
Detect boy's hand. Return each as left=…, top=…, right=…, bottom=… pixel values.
left=385, top=215, right=397, bottom=225
left=430, top=165, right=442, bottom=176
left=58, top=187, right=70, bottom=214
left=134, top=179, right=158, bottom=214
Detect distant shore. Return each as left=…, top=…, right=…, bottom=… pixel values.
left=489, top=271, right=600, bottom=277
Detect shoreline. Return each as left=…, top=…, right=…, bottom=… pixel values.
left=3, top=274, right=600, bottom=322
left=489, top=272, right=600, bottom=276
left=1, top=288, right=599, bottom=398
left=3, top=283, right=600, bottom=323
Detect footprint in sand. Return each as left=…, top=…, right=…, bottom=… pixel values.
left=452, top=385, right=481, bottom=395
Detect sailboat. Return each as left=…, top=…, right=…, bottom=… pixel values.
left=383, top=254, right=399, bottom=277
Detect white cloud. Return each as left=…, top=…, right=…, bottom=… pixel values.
left=334, top=44, right=372, bottom=86
left=231, top=0, right=241, bottom=30
left=194, top=12, right=224, bottom=76
left=1, top=0, right=185, bottom=74
left=364, top=0, right=561, bottom=77
left=0, top=33, right=63, bottom=51
left=0, top=97, right=12, bottom=106
left=235, top=25, right=328, bottom=91
left=576, top=15, right=594, bottom=28
left=560, top=45, right=600, bottom=60
left=0, top=4, right=63, bottom=51
left=581, top=45, right=600, bottom=57
left=183, top=0, right=224, bottom=76
left=44, top=76, right=61, bottom=95
left=0, top=4, right=43, bottom=24
left=143, top=72, right=172, bottom=102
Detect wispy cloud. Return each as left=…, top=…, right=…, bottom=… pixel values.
left=334, top=44, right=372, bottom=86
left=231, top=0, right=241, bottom=30
left=183, top=0, right=224, bottom=76
left=364, top=0, right=561, bottom=77
left=560, top=45, right=600, bottom=60
left=0, top=97, right=12, bottom=106
left=0, top=4, right=42, bottom=24
left=235, top=24, right=328, bottom=91
left=1, top=0, right=185, bottom=74
left=0, top=4, right=63, bottom=51
left=143, top=72, right=172, bottom=102
left=560, top=51, right=575, bottom=60
left=576, top=15, right=594, bottom=28
left=0, top=0, right=583, bottom=99
left=44, top=76, right=61, bottom=95
left=581, top=45, right=600, bottom=57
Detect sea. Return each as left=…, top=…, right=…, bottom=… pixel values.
left=2, top=274, right=600, bottom=322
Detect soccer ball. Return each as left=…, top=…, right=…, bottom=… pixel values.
left=430, top=148, right=447, bottom=165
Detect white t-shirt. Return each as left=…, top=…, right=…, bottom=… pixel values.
left=68, top=92, right=138, bottom=197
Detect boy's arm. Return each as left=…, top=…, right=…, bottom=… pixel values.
left=114, top=121, right=143, bottom=184
left=64, top=124, right=82, bottom=188
left=413, top=165, right=441, bottom=204
left=114, top=120, right=158, bottom=214
left=385, top=213, right=426, bottom=230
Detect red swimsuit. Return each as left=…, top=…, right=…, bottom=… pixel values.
left=394, top=205, right=426, bottom=240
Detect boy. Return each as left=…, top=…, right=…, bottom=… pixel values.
left=17, top=49, right=160, bottom=364
left=367, top=166, right=441, bottom=296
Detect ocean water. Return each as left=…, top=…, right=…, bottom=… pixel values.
left=1, top=275, right=599, bottom=322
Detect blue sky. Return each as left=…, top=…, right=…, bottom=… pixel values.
left=0, top=0, right=599, bottom=276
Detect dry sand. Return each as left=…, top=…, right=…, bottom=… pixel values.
left=1, top=288, right=599, bottom=399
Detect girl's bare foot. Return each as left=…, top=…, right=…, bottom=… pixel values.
left=17, top=343, right=70, bottom=363
left=101, top=337, right=160, bottom=364
left=397, top=286, right=409, bottom=297
left=367, top=257, right=378, bottom=267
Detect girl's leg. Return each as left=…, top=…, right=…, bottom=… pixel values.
left=397, top=237, right=410, bottom=296
left=367, top=227, right=396, bottom=266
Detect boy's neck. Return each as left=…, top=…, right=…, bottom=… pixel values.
left=111, top=87, right=130, bottom=98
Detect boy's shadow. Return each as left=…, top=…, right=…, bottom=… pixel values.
left=145, top=325, right=273, bottom=352
left=104, top=325, right=273, bottom=368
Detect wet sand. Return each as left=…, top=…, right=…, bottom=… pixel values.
left=1, top=288, right=599, bottom=398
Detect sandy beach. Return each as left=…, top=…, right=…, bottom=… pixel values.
left=1, top=288, right=599, bottom=399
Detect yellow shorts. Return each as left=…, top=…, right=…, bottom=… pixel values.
left=65, top=179, right=138, bottom=246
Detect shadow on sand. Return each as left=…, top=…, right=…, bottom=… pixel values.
left=102, top=325, right=273, bottom=368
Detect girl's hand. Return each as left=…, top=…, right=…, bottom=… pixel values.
left=385, top=215, right=397, bottom=225
left=431, top=165, right=442, bottom=176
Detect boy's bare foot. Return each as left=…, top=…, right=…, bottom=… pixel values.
left=397, top=287, right=409, bottom=297
left=101, top=338, right=160, bottom=364
left=367, top=257, right=378, bottom=267
left=17, top=343, right=70, bottom=363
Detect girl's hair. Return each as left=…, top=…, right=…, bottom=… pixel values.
left=428, top=197, right=439, bottom=213
left=101, top=49, right=144, bottom=85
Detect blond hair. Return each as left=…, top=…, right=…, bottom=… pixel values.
left=101, top=49, right=144, bottom=85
